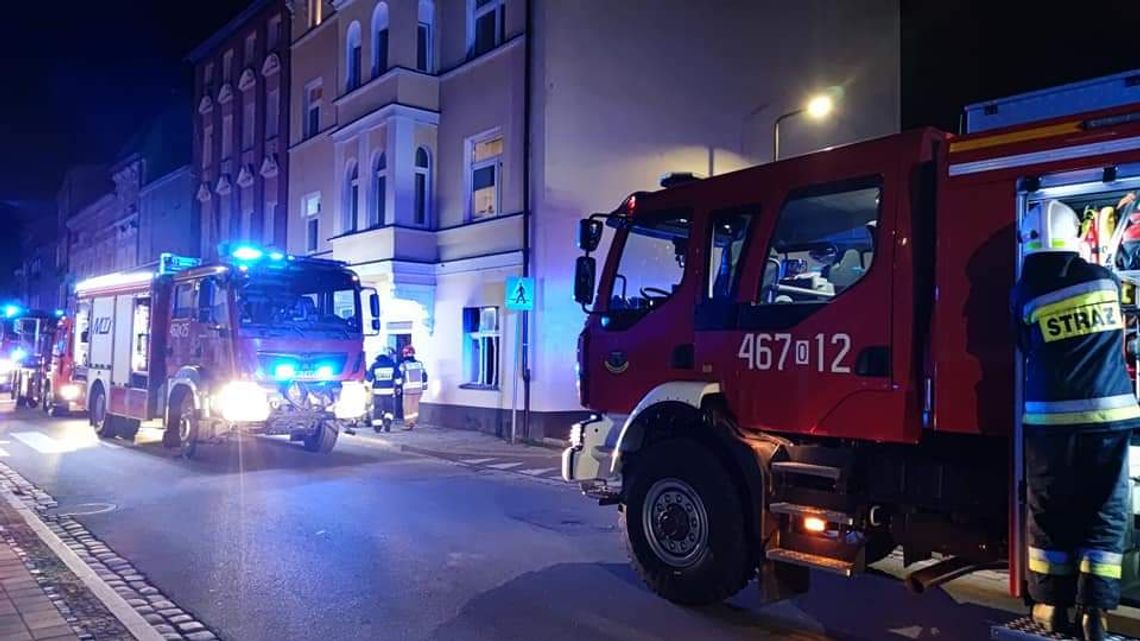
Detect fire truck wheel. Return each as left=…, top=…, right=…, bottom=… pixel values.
left=302, top=423, right=339, bottom=453
left=90, top=387, right=115, bottom=439
left=621, top=439, right=751, bottom=606
left=166, top=393, right=199, bottom=459
left=116, top=418, right=140, bottom=442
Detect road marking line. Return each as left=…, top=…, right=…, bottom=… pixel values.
left=518, top=467, right=559, bottom=476
left=0, top=487, right=165, bottom=641
left=0, top=448, right=9, bottom=457
left=11, top=432, right=72, bottom=454
left=460, top=457, right=496, bottom=465
left=486, top=461, right=523, bottom=470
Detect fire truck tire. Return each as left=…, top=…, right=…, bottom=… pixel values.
left=116, top=418, right=140, bottom=442
left=621, top=439, right=751, bottom=606
left=90, top=387, right=115, bottom=439
left=302, top=424, right=338, bottom=453
left=166, top=392, right=199, bottom=459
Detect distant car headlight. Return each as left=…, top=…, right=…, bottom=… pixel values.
left=216, top=381, right=272, bottom=423
left=335, top=381, right=369, bottom=420
left=58, top=384, right=81, bottom=401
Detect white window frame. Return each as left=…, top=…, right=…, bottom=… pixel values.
left=266, top=88, right=280, bottom=139
left=302, top=192, right=321, bottom=253
left=468, top=0, right=504, bottom=57
left=264, top=199, right=277, bottom=246
left=221, top=114, right=233, bottom=159
left=343, top=163, right=359, bottom=233
left=417, top=0, right=435, bottom=72
left=464, top=306, right=500, bottom=388
left=413, top=147, right=431, bottom=227
left=242, top=99, right=256, bottom=150
left=466, top=129, right=503, bottom=220
left=372, top=152, right=387, bottom=228
left=202, top=123, right=214, bottom=167
left=244, top=33, right=257, bottom=66
left=372, top=2, right=390, bottom=78
left=345, top=21, right=363, bottom=91
left=268, top=14, right=282, bottom=50
left=304, top=79, right=322, bottom=138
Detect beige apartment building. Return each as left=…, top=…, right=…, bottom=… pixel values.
left=287, top=0, right=901, bottom=441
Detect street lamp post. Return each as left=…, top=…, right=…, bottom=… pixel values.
left=772, top=92, right=837, bottom=161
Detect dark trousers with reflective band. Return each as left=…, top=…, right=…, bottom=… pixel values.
left=1026, top=429, right=1131, bottom=609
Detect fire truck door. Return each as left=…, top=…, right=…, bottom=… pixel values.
left=698, top=170, right=906, bottom=441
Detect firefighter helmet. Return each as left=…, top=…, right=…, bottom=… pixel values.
left=1020, top=200, right=1081, bottom=256
left=402, top=345, right=416, bottom=358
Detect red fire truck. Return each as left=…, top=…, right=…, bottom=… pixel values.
left=563, top=100, right=1140, bottom=612
left=71, top=248, right=378, bottom=457
left=9, top=310, right=64, bottom=409
left=39, top=316, right=85, bottom=416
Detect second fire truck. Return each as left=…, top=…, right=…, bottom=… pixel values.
left=70, top=247, right=377, bottom=457
left=564, top=88, right=1140, bottom=615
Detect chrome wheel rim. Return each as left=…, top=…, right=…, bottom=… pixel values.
left=178, top=405, right=193, bottom=443
left=642, top=478, right=709, bottom=568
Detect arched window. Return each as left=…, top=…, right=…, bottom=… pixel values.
left=414, top=147, right=431, bottom=226
left=417, top=0, right=435, bottom=72
left=371, top=152, right=387, bottom=228
left=371, top=2, right=390, bottom=78
left=344, top=162, right=359, bottom=233
left=345, top=21, right=362, bottom=91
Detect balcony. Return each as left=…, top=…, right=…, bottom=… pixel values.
left=334, top=68, right=439, bottom=127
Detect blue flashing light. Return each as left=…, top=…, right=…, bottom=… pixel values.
left=11, top=348, right=27, bottom=363
left=53, top=309, right=65, bottom=318
left=268, top=251, right=285, bottom=261
left=273, top=362, right=297, bottom=380
left=315, top=364, right=335, bottom=380
left=232, top=246, right=264, bottom=261
left=3, top=305, right=21, bottom=319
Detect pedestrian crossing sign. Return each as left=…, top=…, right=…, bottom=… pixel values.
left=505, top=276, right=535, bottom=312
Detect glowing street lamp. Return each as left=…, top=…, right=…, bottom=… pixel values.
left=773, top=89, right=840, bottom=161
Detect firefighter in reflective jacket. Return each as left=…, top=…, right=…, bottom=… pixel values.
left=397, top=345, right=427, bottom=430
left=365, top=348, right=399, bottom=433
left=1012, top=199, right=1140, bottom=640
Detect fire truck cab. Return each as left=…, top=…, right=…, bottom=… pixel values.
left=72, top=248, right=379, bottom=457
left=4, top=307, right=60, bottom=405
left=565, top=100, right=1140, bottom=611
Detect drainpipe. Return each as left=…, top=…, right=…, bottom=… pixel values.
left=521, top=0, right=534, bottom=440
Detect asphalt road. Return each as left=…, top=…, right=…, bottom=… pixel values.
left=0, top=403, right=1013, bottom=641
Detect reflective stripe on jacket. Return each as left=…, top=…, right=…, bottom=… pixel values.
left=1012, top=253, right=1140, bottom=433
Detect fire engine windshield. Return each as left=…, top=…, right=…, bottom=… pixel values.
left=608, top=211, right=691, bottom=313
left=236, top=269, right=361, bottom=337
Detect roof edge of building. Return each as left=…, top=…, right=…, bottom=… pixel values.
left=186, top=0, right=276, bottom=63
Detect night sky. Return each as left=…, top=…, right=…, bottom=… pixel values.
left=2, top=1, right=1140, bottom=227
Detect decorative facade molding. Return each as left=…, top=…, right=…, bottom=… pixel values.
left=261, top=53, right=282, bottom=77
left=238, top=68, right=257, bottom=92
left=236, top=164, right=255, bottom=188
left=214, top=174, right=233, bottom=195
left=218, top=83, right=234, bottom=105
left=259, top=154, right=280, bottom=178
left=197, top=95, right=214, bottom=115
left=197, top=182, right=212, bottom=202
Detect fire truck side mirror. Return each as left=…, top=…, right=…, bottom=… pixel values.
left=574, top=256, right=597, bottom=306
left=578, top=219, right=604, bottom=252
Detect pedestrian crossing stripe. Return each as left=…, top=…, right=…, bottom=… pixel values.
left=486, top=461, right=524, bottom=470
left=519, top=468, right=558, bottom=476
left=459, top=458, right=496, bottom=465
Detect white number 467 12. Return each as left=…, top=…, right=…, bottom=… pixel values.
left=737, top=332, right=851, bottom=373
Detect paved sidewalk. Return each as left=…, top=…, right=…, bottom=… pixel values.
left=0, top=506, right=80, bottom=641
left=345, top=423, right=567, bottom=480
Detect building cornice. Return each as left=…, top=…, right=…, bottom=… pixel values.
left=439, top=35, right=525, bottom=82
left=330, top=103, right=440, bottom=142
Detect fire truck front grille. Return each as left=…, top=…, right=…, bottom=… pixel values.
left=258, top=353, right=348, bottom=379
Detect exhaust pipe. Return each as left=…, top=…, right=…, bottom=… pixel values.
left=905, top=556, right=1006, bottom=593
